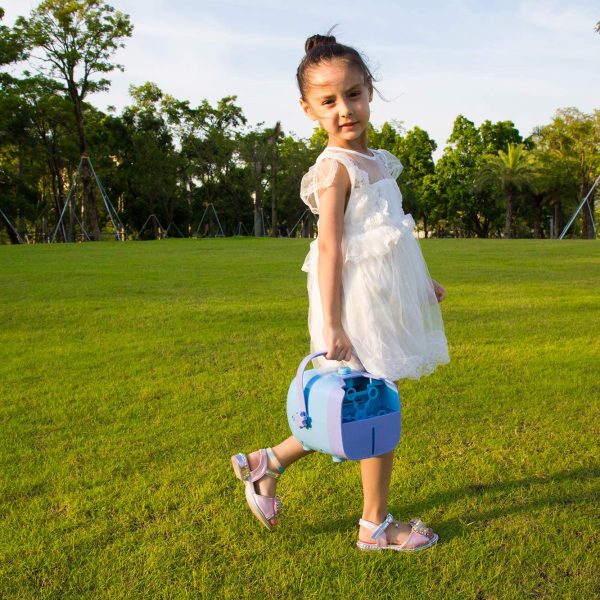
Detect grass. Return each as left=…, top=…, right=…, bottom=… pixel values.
left=0, top=238, right=598, bottom=599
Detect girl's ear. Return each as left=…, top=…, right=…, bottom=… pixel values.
left=300, top=98, right=318, bottom=121
left=368, top=84, right=373, bottom=102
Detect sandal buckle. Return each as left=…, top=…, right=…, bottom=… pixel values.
left=371, top=513, right=394, bottom=540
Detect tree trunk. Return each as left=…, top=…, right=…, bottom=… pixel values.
left=268, top=122, right=281, bottom=238
left=505, top=188, right=514, bottom=238
left=80, top=158, right=101, bottom=240
left=270, top=161, right=278, bottom=238
left=554, top=201, right=563, bottom=237
left=301, top=215, right=315, bottom=238
left=253, top=187, right=264, bottom=237
left=532, top=194, right=543, bottom=239
left=580, top=180, right=594, bottom=239
left=470, top=211, right=486, bottom=238
left=1, top=212, right=21, bottom=244
left=70, top=87, right=100, bottom=240
left=251, top=160, right=265, bottom=237
left=48, top=155, right=66, bottom=241
left=16, top=142, right=27, bottom=242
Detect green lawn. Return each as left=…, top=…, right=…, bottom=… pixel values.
left=0, top=238, right=598, bottom=599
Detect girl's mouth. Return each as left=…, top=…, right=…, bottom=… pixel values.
left=340, top=122, right=357, bottom=129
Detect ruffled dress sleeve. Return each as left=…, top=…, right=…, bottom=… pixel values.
left=300, top=156, right=349, bottom=214
left=377, top=149, right=404, bottom=179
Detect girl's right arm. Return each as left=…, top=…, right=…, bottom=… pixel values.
left=316, top=162, right=353, bottom=362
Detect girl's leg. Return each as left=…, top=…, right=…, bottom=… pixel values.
left=359, top=451, right=413, bottom=544
left=246, top=436, right=311, bottom=525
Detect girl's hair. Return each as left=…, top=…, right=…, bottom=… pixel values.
left=296, top=31, right=376, bottom=99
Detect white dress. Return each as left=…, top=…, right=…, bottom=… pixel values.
left=300, top=146, right=449, bottom=381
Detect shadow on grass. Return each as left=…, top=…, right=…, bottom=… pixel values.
left=308, top=465, right=599, bottom=539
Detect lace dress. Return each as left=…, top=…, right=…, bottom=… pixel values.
left=300, top=146, right=449, bottom=381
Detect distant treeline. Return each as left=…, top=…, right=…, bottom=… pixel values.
left=1, top=2, right=598, bottom=243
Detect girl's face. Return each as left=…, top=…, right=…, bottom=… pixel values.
left=299, top=59, right=372, bottom=152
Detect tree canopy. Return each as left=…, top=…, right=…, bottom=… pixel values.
left=1, top=2, right=598, bottom=243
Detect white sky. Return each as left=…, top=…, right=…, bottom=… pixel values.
left=2, top=0, right=599, bottom=157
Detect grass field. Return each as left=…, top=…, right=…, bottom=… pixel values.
left=0, top=238, right=598, bottom=599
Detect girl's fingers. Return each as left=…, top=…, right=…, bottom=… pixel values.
left=432, top=279, right=446, bottom=302
left=326, top=346, right=352, bottom=362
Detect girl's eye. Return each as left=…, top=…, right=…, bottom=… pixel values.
left=322, top=99, right=334, bottom=106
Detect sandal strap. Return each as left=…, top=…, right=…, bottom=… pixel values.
left=408, top=518, right=433, bottom=537
left=358, top=513, right=396, bottom=546
left=397, top=518, right=435, bottom=550
left=248, top=448, right=284, bottom=482
left=253, top=493, right=282, bottom=521
left=266, top=447, right=285, bottom=474
left=265, top=468, right=281, bottom=480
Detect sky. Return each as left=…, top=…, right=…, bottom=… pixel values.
left=2, top=0, right=599, bottom=158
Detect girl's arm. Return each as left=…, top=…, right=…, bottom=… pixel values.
left=317, top=163, right=353, bottom=362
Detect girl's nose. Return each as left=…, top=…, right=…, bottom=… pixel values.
left=339, top=102, right=353, bottom=118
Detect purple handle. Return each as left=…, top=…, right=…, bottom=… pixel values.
left=295, top=350, right=327, bottom=427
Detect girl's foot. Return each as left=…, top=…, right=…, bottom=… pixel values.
left=359, top=519, right=412, bottom=545
left=231, top=448, right=283, bottom=528
left=247, top=450, right=279, bottom=505
left=358, top=514, right=438, bottom=551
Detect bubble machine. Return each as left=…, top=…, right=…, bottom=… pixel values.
left=287, top=351, right=401, bottom=462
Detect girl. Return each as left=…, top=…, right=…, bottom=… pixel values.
left=231, top=33, right=449, bottom=552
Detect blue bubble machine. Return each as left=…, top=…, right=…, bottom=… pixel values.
left=287, top=351, right=401, bottom=462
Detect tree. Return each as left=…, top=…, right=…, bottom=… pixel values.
left=1, top=7, right=28, bottom=82
left=533, top=108, right=600, bottom=238
left=477, top=144, right=535, bottom=238
left=528, top=148, right=576, bottom=238
left=0, top=7, right=33, bottom=243
left=115, top=84, right=181, bottom=235
left=17, top=76, right=81, bottom=240
left=396, top=126, right=437, bottom=236
left=264, top=132, right=316, bottom=236
left=166, top=94, right=246, bottom=234
left=0, top=76, right=52, bottom=243
left=308, top=126, right=328, bottom=153
left=368, top=121, right=403, bottom=156
left=435, top=115, right=498, bottom=237
left=238, top=125, right=272, bottom=236
left=266, top=121, right=283, bottom=237
left=15, top=0, right=133, bottom=240
left=479, top=119, right=523, bottom=154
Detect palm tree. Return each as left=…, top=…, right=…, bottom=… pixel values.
left=477, top=143, right=534, bottom=238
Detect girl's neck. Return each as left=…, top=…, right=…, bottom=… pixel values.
left=326, top=134, right=370, bottom=156
left=327, top=131, right=369, bottom=155
left=326, top=146, right=374, bottom=158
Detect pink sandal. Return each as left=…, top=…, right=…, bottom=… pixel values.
left=231, top=448, right=285, bottom=531
left=357, top=513, right=438, bottom=552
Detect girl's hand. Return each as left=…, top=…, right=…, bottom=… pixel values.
left=323, top=324, right=353, bottom=362
left=432, top=279, right=446, bottom=303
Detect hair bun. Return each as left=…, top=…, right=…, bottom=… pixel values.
left=304, top=34, right=337, bottom=53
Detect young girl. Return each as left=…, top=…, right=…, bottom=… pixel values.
left=231, top=33, right=449, bottom=551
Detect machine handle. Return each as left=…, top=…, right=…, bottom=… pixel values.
left=294, top=351, right=327, bottom=428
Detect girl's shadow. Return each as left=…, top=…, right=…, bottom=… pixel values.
left=311, top=465, right=598, bottom=540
